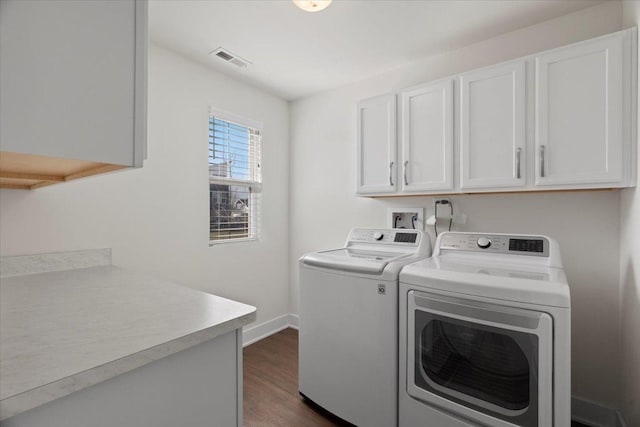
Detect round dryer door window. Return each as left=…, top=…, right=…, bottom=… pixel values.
left=407, top=291, right=554, bottom=427
left=419, top=317, right=534, bottom=411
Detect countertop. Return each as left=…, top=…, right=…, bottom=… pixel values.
left=0, top=251, right=256, bottom=420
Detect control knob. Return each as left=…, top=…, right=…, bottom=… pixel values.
left=476, top=237, right=492, bottom=249
left=373, top=232, right=384, bottom=241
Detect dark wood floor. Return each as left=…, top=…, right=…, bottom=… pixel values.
left=243, top=328, right=590, bottom=427
left=243, top=328, right=351, bottom=427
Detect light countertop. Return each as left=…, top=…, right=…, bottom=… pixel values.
left=0, top=255, right=256, bottom=420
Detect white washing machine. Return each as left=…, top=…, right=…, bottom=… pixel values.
left=299, top=228, right=432, bottom=427
left=399, top=232, right=571, bottom=427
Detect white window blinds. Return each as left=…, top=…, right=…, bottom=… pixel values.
left=209, top=112, right=262, bottom=243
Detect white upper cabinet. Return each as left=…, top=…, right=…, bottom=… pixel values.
left=356, top=94, right=397, bottom=195
left=0, top=0, right=147, bottom=190
left=535, top=30, right=632, bottom=187
left=355, top=28, right=636, bottom=197
left=459, top=60, right=526, bottom=190
left=400, top=79, right=454, bottom=192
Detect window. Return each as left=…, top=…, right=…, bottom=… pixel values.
left=209, top=111, right=262, bottom=243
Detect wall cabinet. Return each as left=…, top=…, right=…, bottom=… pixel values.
left=356, top=94, right=397, bottom=195
left=535, top=31, right=628, bottom=187
left=400, top=79, right=454, bottom=193
left=356, top=28, right=636, bottom=197
left=459, top=60, right=526, bottom=190
left=0, top=0, right=147, bottom=190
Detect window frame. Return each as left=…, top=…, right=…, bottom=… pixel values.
left=208, top=108, right=263, bottom=246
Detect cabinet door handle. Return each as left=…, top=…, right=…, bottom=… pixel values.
left=389, top=161, right=394, bottom=186
left=516, top=148, right=522, bottom=179
left=540, top=145, right=546, bottom=178
left=404, top=160, right=409, bottom=186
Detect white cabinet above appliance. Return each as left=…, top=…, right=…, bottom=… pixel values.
left=459, top=60, right=526, bottom=190
left=356, top=94, right=397, bottom=195
left=355, top=27, right=637, bottom=198
left=534, top=30, right=633, bottom=188
left=400, top=79, right=454, bottom=193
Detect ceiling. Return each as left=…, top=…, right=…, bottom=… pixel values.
left=149, top=0, right=605, bottom=101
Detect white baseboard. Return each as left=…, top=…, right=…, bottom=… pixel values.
left=288, top=313, right=299, bottom=329
left=242, top=313, right=298, bottom=347
left=572, top=397, right=627, bottom=427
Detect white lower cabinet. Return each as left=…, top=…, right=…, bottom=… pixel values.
left=355, top=27, right=636, bottom=197
left=535, top=30, right=633, bottom=187
left=400, top=79, right=454, bottom=192
left=2, top=331, right=243, bottom=427
left=459, top=60, right=526, bottom=190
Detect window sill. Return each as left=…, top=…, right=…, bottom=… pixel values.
left=209, top=237, right=258, bottom=247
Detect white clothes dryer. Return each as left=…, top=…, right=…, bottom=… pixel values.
left=399, top=232, right=571, bottom=427
left=299, top=228, right=432, bottom=427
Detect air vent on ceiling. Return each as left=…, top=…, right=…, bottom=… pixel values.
left=209, top=47, right=251, bottom=68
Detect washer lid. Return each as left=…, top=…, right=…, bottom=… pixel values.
left=400, top=258, right=570, bottom=308
left=302, top=249, right=408, bottom=274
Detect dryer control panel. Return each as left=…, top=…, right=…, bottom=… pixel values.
left=438, top=233, right=549, bottom=257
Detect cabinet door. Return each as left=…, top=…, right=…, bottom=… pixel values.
left=535, top=33, right=625, bottom=186
left=400, top=79, right=454, bottom=192
left=459, top=60, right=526, bottom=189
left=0, top=0, right=145, bottom=167
left=356, top=94, right=397, bottom=194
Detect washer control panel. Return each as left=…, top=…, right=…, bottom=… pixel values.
left=349, top=228, right=421, bottom=246
left=439, top=233, right=549, bottom=257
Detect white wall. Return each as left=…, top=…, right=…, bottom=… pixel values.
left=289, top=1, right=624, bottom=408
left=0, top=44, right=290, bottom=327
left=0, top=0, right=635, bottom=420
left=620, top=3, right=640, bottom=426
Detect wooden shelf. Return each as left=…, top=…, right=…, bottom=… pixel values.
left=0, top=152, right=127, bottom=190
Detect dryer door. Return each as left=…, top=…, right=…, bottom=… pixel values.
left=407, top=291, right=553, bottom=427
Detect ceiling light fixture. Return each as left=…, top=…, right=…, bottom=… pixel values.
left=292, top=0, right=332, bottom=13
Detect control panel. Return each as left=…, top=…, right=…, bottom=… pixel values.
left=349, top=229, right=420, bottom=246
left=438, top=233, right=549, bottom=257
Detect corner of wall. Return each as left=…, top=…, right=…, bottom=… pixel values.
left=619, top=3, right=640, bottom=427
